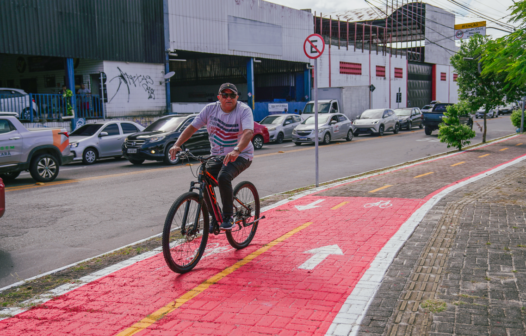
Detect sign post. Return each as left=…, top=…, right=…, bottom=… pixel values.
left=304, top=34, right=325, bottom=187
left=521, top=97, right=525, bottom=133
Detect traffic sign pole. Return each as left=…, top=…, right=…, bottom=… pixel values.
left=304, top=34, right=325, bottom=188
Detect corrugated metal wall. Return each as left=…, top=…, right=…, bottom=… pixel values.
left=0, top=0, right=164, bottom=63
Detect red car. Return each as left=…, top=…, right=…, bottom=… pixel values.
left=252, top=122, right=269, bottom=150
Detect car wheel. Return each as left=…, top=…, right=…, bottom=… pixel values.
left=294, top=142, right=302, bottom=146
left=82, top=148, right=98, bottom=165
left=0, top=171, right=21, bottom=181
left=407, top=122, right=412, bottom=130
left=30, top=154, right=59, bottom=182
left=346, top=129, right=353, bottom=141
left=129, top=159, right=144, bottom=165
left=21, top=108, right=37, bottom=120
left=378, top=125, right=385, bottom=136
left=425, top=127, right=433, bottom=135
left=252, top=135, right=264, bottom=150
left=276, top=132, right=284, bottom=144
left=322, top=132, right=331, bottom=144
left=394, top=123, right=400, bottom=134
left=163, top=143, right=180, bottom=165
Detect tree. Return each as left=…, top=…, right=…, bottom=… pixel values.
left=450, top=34, right=507, bottom=143
left=438, top=101, right=476, bottom=151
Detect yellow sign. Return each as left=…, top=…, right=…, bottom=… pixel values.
left=454, top=21, right=486, bottom=30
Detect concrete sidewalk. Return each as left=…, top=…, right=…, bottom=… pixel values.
left=0, top=135, right=524, bottom=336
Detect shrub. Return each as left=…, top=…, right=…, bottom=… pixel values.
left=510, top=109, right=524, bottom=130
left=438, top=102, right=476, bottom=151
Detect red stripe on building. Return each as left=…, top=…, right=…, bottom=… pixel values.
left=340, top=62, right=361, bottom=75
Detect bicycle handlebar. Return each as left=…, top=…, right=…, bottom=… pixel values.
left=176, top=149, right=215, bottom=162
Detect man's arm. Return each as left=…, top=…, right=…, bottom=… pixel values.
left=169, top=125, right=198, bottom=159
left=223, top=129, right=254, bottom=165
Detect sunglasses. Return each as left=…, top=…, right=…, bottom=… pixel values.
left=220, top=93, right=237, bottom=99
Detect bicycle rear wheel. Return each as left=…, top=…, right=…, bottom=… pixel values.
left=162, top=192, right=209, bottom=273
left=226, top=181, right=260, bottom=249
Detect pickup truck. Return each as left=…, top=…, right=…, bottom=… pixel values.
left=422, top=103, right=473, bottom=135
left=302, top=86, right=370, bottom=121
left=0, top=113, right=73, bottom=182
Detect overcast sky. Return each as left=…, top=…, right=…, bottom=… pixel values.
left=268, top=0, right=516, bottom=39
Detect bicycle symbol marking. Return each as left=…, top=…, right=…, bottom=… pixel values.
left=364, top=200, right=393, bottom=208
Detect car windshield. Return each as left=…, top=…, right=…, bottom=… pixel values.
left=303, top=102, right=331, bottom=113
left=70, top=124, right=103, bottom=136
left=144, top=117, right=186, bottom=132
left=394, top=109, right=412, bottom=116
left=260, top=116, right=285, bottom=125
left=433, top=104, right=450, bottom=112
left=360, top=109, right=384, bottom=119
left=302, top=115, right=332, bottom=125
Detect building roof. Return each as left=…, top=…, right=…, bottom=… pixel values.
left=319, top=6, right=395, bottom=22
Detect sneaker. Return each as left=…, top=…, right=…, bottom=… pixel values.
left=220, top=216, right=235, bottom=231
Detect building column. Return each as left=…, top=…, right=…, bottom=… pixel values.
left=163, top=0, right=172, bottom=114
left=304, top=67, right=311, bottom=101
left=65, top=58, right=77, bottom=129
left=246, top=58, right=255, bottom=110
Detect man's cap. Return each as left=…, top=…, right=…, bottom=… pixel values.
left=218, top=83, right=239, bottom=95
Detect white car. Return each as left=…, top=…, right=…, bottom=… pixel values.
left=353, top=109, right=400, bottom=136
left=0, top=88, right=39, bottom=119
left=292, top=113, right=354, bottom=145
left=69, top=121, right=145, bottom=164
left=259, top=114, right=302, bottom=143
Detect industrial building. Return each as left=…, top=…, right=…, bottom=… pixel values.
left=0, top=0, right=460, bottom=129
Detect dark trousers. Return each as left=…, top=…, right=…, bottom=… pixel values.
left=205, top=156, right=252, bottom=218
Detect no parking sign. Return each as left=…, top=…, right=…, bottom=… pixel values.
left=303, top=34, right=325, bottom=59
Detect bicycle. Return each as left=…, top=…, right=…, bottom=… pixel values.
left=162, top=150, right=265, bottom=273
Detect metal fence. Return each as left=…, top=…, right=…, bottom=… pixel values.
left=0, top=93, right=104, bottom=122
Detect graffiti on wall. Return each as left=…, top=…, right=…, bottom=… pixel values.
left=109, top=67, right=156, bottom=103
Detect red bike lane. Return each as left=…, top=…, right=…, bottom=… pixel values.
left=0, top=135, right=524, bottom=336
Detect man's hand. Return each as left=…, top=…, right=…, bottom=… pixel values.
left=169, top=145, right=182, bottom=160
left=223, top=150, right=239, bottom=166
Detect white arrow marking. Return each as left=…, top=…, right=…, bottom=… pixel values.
left=295, top=199, right=325, bottom=211
left=298, top=245, right=343, bottom=270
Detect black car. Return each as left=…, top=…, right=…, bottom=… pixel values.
left=122, top=114, right=210, bottom=165
left=393, top=107, right=424, bottom=130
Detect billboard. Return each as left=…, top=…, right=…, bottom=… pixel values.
left=454, top=21, right=486, bottom=40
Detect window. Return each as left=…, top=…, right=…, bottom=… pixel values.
left=330, top=116, right=339, bottom=123
left=340, top=62, right=362, bottom=75
left=0, top=120, right=14, bottom=134
left=102, top=124, right=120, bottom=136
left=331, top=102, right=338, bottom=112
left=376, top=66, right=386, bottom=77
left=293, top=115, right=302, bottom=122
left=70, top=124, right=103, bottom=136
left=285, top=117, right=293, bottom=125
left=121, top=123, right=139, bottom=134
left=394, top=68, right=403, bottom=78
left=337, top=115, right=347, bottom=122
left=441, top=72, right=447, bottom=81
left=453, top=73, right=458, bottom=81
left=388, top=110, right=395, bottom=116
left=383, top=111, right=390, bottom=118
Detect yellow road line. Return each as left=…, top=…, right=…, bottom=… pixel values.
left=451, top=161, right=465, bottom=167
left=114, top=221, right=314, bottom=336
left=331, top=202, right=348, bottom=210
left=500, top=148, right=509, bottom=151
left=369, top=185, right=393, bottom=193
left=478, top=154, right=490, bottom=158
left=414, top=172, right=433, bottom=179
left=517, top=143, right=523, bottom=146
left=6, top=179, right=82, bottom=192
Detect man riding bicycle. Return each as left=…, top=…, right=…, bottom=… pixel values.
left=169, top=83, right=254, bottom=231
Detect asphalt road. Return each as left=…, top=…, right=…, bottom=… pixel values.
left=0, top=115, right=517, bottom=288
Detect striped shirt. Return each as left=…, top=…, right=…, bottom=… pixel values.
left=191, top=102, right=254, bottom=160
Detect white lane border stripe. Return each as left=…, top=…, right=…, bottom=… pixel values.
left=0, top=134, right=519, bottom=320
left=325, top=153, right=526, bottom=336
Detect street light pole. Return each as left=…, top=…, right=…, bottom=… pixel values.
left=521, top=97, right=525, bottom=133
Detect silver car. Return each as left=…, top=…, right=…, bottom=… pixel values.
left=292, top=113, right=354, bottom=145
left=69, top=121, right=145, bottom=164
left=259, top=114, right=302, bottom=144
left=0, top=88, right=39, bottom=119
left=353, top=109, right=400, bottom=136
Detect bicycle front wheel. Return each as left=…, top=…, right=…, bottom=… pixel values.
left=162, top=192, right=209, bottom=273
left=226, top=181, right=260, bottom=249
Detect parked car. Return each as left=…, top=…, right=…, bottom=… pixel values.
left=0, top=88, right=39, bottom=119
left=353, top=109, right=400, bottom=136
left=0, top=177, right=4, bottom=218
left=423, top=103, right=473, bottom=135
left=0, top=112, right=73, bottom=182
left=475, top=108, right=498, bottom=119
left=292, top=113, right=354, bottom=145
left=496, top=104, right=516, bottom=114
left=394, top=108, right=424, bottom=130
left=69, top=121, right=145, bottom=164
left=259, top=114, right=302, bottom=144
left=252, top=122, right=269, bottom=150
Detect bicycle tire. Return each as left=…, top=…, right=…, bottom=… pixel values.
left=226, top=181, right=260, bottom=249
left=162, top=192, right=209, bottom=273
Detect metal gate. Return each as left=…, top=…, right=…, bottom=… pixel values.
left=407, top=63, right=432, bottom=108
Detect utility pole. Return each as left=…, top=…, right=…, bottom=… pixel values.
left=521, top=97, right=525, bottom=133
